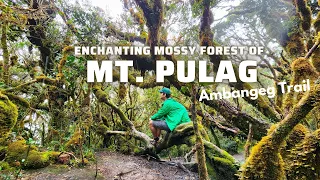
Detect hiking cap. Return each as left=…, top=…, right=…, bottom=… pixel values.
left=159, top=87, right=171, bottom=95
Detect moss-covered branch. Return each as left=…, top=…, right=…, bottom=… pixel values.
left=272, top=83, right=320, bottom=145
left=113, top=70, right=166, bottom=88
left=106, top=24, right=146, bottom=43
left=199, top=94, right=270, bottom=139
left=197, top=0, right=280, bottom=121
left=283, top=57, right=319, bottom=114
left=6, top=139, right=60, bottom=169
left=197, top=110, right=240, bottom=136
left=294, top=0, right=312, bottom=32
left=230, top=80, right=281, bottom=122
left=4, top=75, right=57, bottom=94
left=58, top=46, right=74, bottom=77
left=305, top=33, right=320, bottom=59
left=92, top=83, right=153, bottom=149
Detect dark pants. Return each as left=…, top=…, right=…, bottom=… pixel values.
left=151, top=120, right=171, bottom=132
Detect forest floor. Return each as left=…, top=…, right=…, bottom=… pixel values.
left=20, top=151, right=199, bottom=180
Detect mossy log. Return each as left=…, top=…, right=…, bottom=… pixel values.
left=6, top=139, right=60, bottom=169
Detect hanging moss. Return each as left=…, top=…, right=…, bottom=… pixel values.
left=6, top=140, right=59, bottom=169
left=240, top=136, right=285, bottom=180
left=0, top=92, right=18, bottom=144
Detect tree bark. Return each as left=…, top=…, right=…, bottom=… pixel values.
left=1, top=21, right=9, bottom=84
left=191, top=84, right=209, bottom=180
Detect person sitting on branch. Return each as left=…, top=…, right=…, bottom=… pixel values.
left=149, top=87, right=191, bottom=145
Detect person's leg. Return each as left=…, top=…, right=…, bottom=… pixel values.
left=149, top=120, right=158, bottom=139
left=150, top=120, right=170, bottom=140
left=156, top=128, right=161, bottom=138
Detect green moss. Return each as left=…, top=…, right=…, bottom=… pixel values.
left=291, top=58, right=318, bottom=80
left=285, top=33, right=305, bottom=57
left=283, top=124, right=308, bottom=151
left=311, top=45, right=320, bottom=73
left=267, top=124, right=277, bottom=135
left=240, top=136, right=285, bottom=180
left=294, top=0, right=311, bottom=32
left=24, top=150, right=50, bottom=169
left=204, top=141, right=239, bottom=180
left=0, top=93, right=18, bottom=144
left=6, top=140, right=58, bottom=169
left=283, top=58, right=319, bottom=112
left=118, top=83, right=127, bottom=100
left=65, top=131, right=83, bottom=150
left=285, top=129, right=320, bottom=179
left=314, top=13, right=320, bottom=33
left=206, top=160, right=217, bottom=179
left=0, top=161, right=11, bottom=170
left=96, top=122, right=109, bottom=135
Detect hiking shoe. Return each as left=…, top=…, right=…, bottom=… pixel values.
left=150, top=139, right=159, bottom=146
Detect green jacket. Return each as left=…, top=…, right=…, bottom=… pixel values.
left=151, top=98, right=191, bottom=131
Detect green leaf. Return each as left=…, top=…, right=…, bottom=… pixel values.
left=181, top=86, right=188, bottom=94
left=0, top=82, right=5, bottom=88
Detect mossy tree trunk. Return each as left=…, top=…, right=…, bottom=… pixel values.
left=191, top=84, right=209, bottom=180
left=0, top=92, right=18, bottom=144
left=1, top=21, right=9, bottom=84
